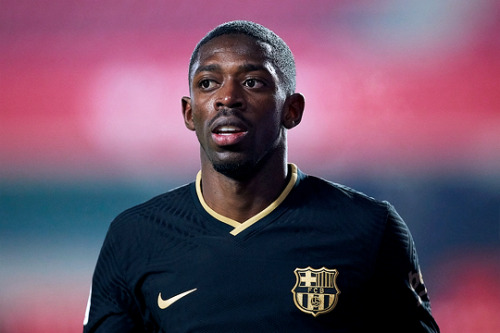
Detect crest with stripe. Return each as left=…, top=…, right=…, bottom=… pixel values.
left=291, top=267, right=340, bottom=317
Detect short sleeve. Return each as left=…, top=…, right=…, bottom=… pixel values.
left=83, top=228, right=144, bottom=333
left=361, top=203, right=440, bottom=332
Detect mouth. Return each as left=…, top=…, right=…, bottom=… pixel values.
left=211, top=123, right=248, bottom=146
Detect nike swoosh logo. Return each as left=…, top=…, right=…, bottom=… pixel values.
left=157, top=288, right=197, bottom=310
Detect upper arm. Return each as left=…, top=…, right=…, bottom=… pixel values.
left=364, top=204, right=440, bottom=332
left=83, top=230, right=144, bottom=333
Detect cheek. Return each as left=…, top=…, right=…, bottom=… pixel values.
left=190, top=108, right=212, bottom=144
left=192, top=114, right=208, bottom=141
left=189, top=102, right=206, bottom=126
left=191, top=96, right=214, bottom=122
left=259, top=111, right=284, bottom=141
left=265, top=101, right=284, bottom=127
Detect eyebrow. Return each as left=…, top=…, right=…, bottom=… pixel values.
left=194, top=64, right=220, bottom=75
left=239, top=63, right=268, bottom=73
left=194, top=63, right=270, bottom=76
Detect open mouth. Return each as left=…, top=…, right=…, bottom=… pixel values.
left=212, top=125, right=248, bottom=146
left=214, top=125, right=244, bottom=135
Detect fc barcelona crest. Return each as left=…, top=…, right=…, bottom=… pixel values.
left=291, top=267, right=340, bottom=317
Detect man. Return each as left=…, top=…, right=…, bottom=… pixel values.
left=84, top=20, right=439, bottom=332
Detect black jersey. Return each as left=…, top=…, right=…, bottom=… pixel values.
left=84, top=164, right=439, bottom=332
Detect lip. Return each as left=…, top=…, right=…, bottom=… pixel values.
left=212, top=131, right=248, bottom=146
left=210, top=117, right=249, bottom=147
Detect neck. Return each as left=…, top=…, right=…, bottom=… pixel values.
left=199, top=156, right=289, bottom=223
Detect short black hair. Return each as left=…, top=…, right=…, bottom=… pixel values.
left=189, top=20, right=296, bottom=95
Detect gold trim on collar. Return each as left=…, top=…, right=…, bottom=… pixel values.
left=196, top=164, right=298, bottom=236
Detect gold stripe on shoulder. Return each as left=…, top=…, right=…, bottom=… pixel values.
left=195, top=164, right=299, bottom=235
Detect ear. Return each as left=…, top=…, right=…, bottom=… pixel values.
left=282, top=93, right=305, bottom=129
left=181, top=96, right=196, bottom=131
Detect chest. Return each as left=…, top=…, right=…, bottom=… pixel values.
left=130, top=214, right=381, bottom=332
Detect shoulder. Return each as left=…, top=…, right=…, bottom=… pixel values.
left=108, top=182, right=194, bottom=234
left=296, top=170, right=391, bottom=215
left=99, top=183, right=196, bottom=272
left=290, top=169, right=396, bottom=246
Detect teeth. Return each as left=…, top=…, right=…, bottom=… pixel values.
left=217, top=126, right=239, bottom=133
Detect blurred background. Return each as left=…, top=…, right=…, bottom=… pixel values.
left=1, top=0, right=499, bottom=331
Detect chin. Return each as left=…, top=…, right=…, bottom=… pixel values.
left=209, top=142, right=282, bottom=180
left=212, top=157, right=265, bottom=180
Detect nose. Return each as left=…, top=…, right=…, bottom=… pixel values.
left=214, top=79, right=244, bottom=110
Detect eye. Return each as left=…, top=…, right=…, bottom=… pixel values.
left=198, top=79, right=217, bottom=90
left=243, top=78, right=264, bottom=89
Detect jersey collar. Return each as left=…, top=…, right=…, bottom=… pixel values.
left=196, top=163, right=298, bottom=236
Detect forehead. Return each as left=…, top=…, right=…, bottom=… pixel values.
left=192, top=34, right=274, bottom=74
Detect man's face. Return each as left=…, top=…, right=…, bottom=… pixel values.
left=183, top=34, right=289, bottom=177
